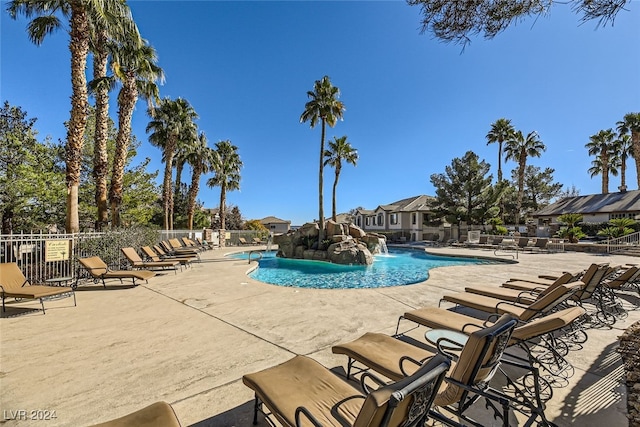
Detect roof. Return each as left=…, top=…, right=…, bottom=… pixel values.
left=378, top=195, right=434, bottom=213
left=259, top=216, right=291, bottom=224
left=533, top=190, right=640, bottom=216
left=356, top=195, right=434, bottom=215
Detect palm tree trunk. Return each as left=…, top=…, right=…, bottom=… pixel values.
left=219, top=182, right=227, bottom=247
left=602, top=150, right=609, bottom=194
left=93, top=32, right=109, bottom=230
left=497, top=141, right=503, bottom=182
left=332, top=168, right=340, bottom=222
left=633, top=131, right=640, bottom=188
left=516, top=155, right=526, bottom=226
left=318, top=119, right=326, bottom=241
left=109, top=75, right=137, bottom=227
left=186, top=166, right=202, bottom=230
left=163, top=137, right=176, bottom=230
left=65, top=2, right=90, bottom=233
left=621, top=157, right=627, bottom=190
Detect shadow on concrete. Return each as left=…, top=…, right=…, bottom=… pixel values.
left=188, top=400, right=256, bottom=426
left=552, top=341, right=626, bottom=426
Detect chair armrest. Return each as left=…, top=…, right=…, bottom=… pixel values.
left=436, top=339, right=461, bottom=361
left=295, top=406, right=323, bottom=427
left=360, top=371, right=387, bottom=394
left=461, top=321, right=485, bottom=333
left=495, top=300, right=527, bottom=310
left=399, top=354, right=435, bottom=377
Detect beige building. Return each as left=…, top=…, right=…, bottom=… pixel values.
left=259, top=216, right=291, bottom=235
left=533, top=189, right=640, bottom=225
left=353, top=195, right=437, bottom=242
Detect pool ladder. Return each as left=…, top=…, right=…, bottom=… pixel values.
left=248, top=250, right=263, bottom=264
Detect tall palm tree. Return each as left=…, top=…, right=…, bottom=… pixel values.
left=185, top=132, right=216, bottom=230
left=88, top=3, right=137, bottom=230
left=617, top=113, right=640, bottom=188
left=147, top=98, right=198, bottom=230
left=300, top=75, right=345, bottom=241
left=585, top=129, right=618, bottom=194
left=486, top=118, right=515, bottom=182
left=109, top=38, right=163, bottom=227
left=504, top=130, right=545, bottom=225
left=207, top=140, right=242, bottom=247
left=615, top=133, right=632, bottom=191
left=324, top=136, right=358, bottom=221
left=8, top=0, right=121, bottom=232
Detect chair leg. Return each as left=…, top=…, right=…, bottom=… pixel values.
left=252, top=395, right=259, bottom=425
left=40, top=297, right=46, bottom=314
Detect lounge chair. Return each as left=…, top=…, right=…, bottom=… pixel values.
left=167, top=239, right=200, bottom=255
left=252, top=237, right=264, bottom=245
left=238, top=237, right=249, bottom=245
left=179, top=237, right=205, bottom=252
left=160, top=241, right=200, bottom=260
left=90, top=401, right=181, bottom=427
left=141, top=246, right=193, bottom=268
left=439, top=281, right=584, bottom=322
left=396, top=306, right=587, bottom=395
left=154, top=245, right=198, bottom=262
left=463, top=271, right=577, bottom=304
left=0, top=262, right=76, bottom=314
left=516, top=237, right=530, bottom=249
left=505, top=263, right=602, bottom=288
left=121, top=247, right=180, bottom=273
left=78, top=256, right=155, bottom=288
left=333, top=315, right=553, bottom=427
left=243, top=354, right=450, bottom=427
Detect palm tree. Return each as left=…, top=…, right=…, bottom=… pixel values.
left=207, top=140, right=242, bottom=247
left=8, top=0, right=123, bottom=232
left=617, top=113, right=640, bottom=188
left=300, top=76, right=346, bottom=241
left=88, top=3, right=137, bottom=230
left=585, top=129, right=618, bottom=194
left=147, top=98, right=198, bottom=230
left=185, top=132, right=216, bottom=230
left=615, top=133, right=632, bottom=191
left=486, top=118, right=515, bottom=182
left=504, top=130, right=545, bottom=225
left=109, top=38, right=163, bottom=227
left=324, top=136, right=358, bottom=221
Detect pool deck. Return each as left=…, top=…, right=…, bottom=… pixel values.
left=1, top=245, right=638, bottom=426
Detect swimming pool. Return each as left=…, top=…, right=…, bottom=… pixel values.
left=229, top=248, right=494, bottom=289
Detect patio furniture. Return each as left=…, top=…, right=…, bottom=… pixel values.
left=141, top=246, right=193, bottom=268
left=0, top=262, right=76, bottom=314
left=332, top=314, right=554, bottom=426
left=439, top=282, right=584, bottom=322
left=396, top=305, right=587, bottom=399
left=121, top=247, right=180, bottom=273
left=243, top=354, right=450, bottom=427
left=78, top=256, right=155, bottom=288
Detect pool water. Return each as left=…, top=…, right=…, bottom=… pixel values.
left=229, top=248, right=492, bottom=289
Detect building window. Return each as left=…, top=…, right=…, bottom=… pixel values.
left=412, top=213, right=417, bottom=225
left=390, top=213, right=398, bottom=225
left=377, top=213, right=384, bottom=226
left=365, top=217, right=370, bottom=226
left=356, top=217, right=361, bottom=226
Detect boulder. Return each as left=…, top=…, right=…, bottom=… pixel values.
left=298, top=222, right=319, bottom=238
left=275, top=221, right=377, bottom=266
left=326, top=220, right=344, bottom=237
left=348, top=224, right=367, bottom=239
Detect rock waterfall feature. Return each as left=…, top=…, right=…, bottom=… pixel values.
left=272, top=220, right=387, bottom=265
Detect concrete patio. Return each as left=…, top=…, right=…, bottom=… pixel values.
left=1, top=245, right=638, bottom=426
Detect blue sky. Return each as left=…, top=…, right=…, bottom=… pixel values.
left=2, top=1, right=639, bottom=226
